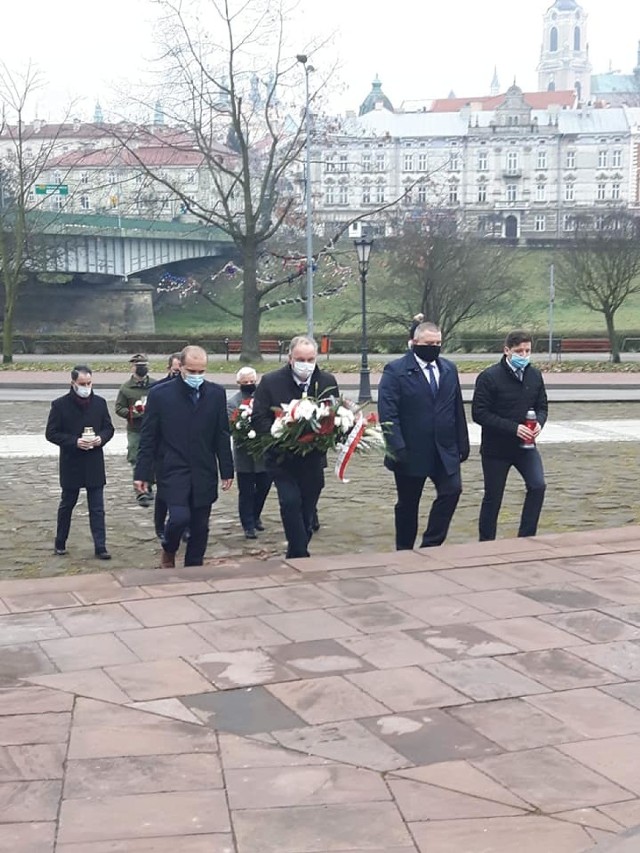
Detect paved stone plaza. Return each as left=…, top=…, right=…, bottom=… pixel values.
left=5, top=528, right=640, bottom=850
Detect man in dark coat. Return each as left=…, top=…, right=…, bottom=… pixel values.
left=115, top=353, right=157, bottom=507
left=134, top=345, right=234, bottom=568
left=472, top=329, right=548, bottom=541
left=227, top=366, right=272, bottom=539
left=378, top=322, right=469, bottom=550
left=148, top=352, right=182, bottom=538
left=45, top=365, right=115, bottom=559
left=252, top=335, right=339, bottom=559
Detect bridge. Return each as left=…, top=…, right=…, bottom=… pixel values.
left=29, top=212, right=233, bottom=279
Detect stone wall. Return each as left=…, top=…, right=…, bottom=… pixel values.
left=8, top=279, right=156, bottom=335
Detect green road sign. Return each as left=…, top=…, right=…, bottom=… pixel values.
left=35, top=184, right=69, bottom=196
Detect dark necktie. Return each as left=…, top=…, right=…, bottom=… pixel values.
left=426, top=363, right=437, bottom=395
left=190, top=389, right=200, bottom=406
left=515, top=368, right=524, bottom=382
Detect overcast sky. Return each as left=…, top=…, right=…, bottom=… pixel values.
left=2, top=0, right=639, bottom=120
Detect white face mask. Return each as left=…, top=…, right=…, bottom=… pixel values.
left=73, top=384, right=92, bottom=398
left=292, top=361, right=316, bottom=381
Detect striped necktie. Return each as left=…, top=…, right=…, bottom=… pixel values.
left=426, top=363, right=437, bottom=394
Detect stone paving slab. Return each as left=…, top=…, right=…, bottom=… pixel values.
left=6, top=527, right=640, bottom=849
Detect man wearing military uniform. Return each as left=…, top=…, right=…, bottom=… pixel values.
left=116, top=353, right=157, bottom=506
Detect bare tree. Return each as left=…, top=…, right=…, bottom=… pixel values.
left=0, top=63, right=78, bottom=363
left=556, top=212, right=640, bottom=363
left=369, top=212, right=520, bottom=342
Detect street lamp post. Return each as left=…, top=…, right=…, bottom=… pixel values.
left=297, top=54, right=314, bottom=338
left=354, top=236, right=374, bottom=403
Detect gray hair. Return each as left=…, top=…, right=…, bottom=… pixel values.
left=288, top=335, right=318, bottom=355
left=236, top=366, right=257, bottom=381
left=413, top=321, right=440, bottom=340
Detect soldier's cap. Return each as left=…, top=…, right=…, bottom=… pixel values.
left=129, top=353, right=148, bottom=364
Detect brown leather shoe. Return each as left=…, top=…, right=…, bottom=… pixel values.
left=160, top=548, right=175, bottom=569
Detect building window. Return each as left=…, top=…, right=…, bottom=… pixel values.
left=574, top=26, right=581, bottom=51
left=375, top=153, right=386, bottom=172
left=478, top=150, right=488, bottom=171
left=550, top=26, right=558, bottom=52
left=108, top=171, right=117, bottom=185
left=362, top=184, right=371, bottom=204
left=595, top=215, right=605, bottom=230
left=338, top=184, right=348, bottom=205
left=535, top=215, right=546, bottom=232
left=565, top=150, right=576, bottom=169
left=612, top=149, right=622, bottom=168
left=418, top=153, right=428, bottom=172
left=506, top=184, right=517, bottom=202
left=403, top=153, right=414, bottom=172
left=598, top=150, right=609, bottom=169
left=564, top=182, right=575, bottom=202
left=325, top=155, right=336, bottom=173
left=506, top=151, right=518, bottom=173
left=448, top=182, right=459, bottom=204
left=338, top=154, right=348, bottom=173
left=375, top=183, right=386, bottom=204
left=80, top=195, right=91, bottom=211
left=325, top=184, right=334, bottom=204
left=361, top=154, right=372, bottom=173
left=417, top=183, right=427, bottom=203
left=53, top=194, right=65, bottom=211
left=449, top=152, right=459, bottom=171
left=477, top=184, right=487, bottom=203
left=596, top=182, right=606, bottom=201
left=563, top=214, right=575, bottom=231
left=52, top=170, right=62, bottom=184
left=537, top=149, right=547, bottom=169
left=81, top=172, right=89, bottom=185
left=612, top=182, right=621, bottom=200
left=536, top=183, right=546, bottom=202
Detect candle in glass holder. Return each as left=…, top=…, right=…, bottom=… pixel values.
left=82, top=426, right=96, bottom=440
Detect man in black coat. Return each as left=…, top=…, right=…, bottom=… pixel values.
left=148, top=352, right=182, bottom=538
left=472, top=329, right=548, bottom=541
left=378, top=322, right=469, bottom=550
left=252, top=335, right=339, bottom=559
left=134, top=346, right=234, bottom=568
left=45, top=365, right=115, bottom=559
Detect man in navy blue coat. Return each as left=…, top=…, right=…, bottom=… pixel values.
left=378, top=322, right=469, bottom=550
left=134, top=346, right=234, bottom=568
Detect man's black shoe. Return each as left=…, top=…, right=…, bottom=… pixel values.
left=54, top=546, right=68, bottom=556
left=137, top=492, right=152, bottom=508
left=244, top=528, right=257, bottom=540
left=255, top=519, right=265, bottom=531
left=95, top=550, right=112, bottom=561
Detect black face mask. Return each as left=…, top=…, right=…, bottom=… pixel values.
left=413, top=344, right=441, bottom=363
left=240, top=384, right=256, bottom=397
left=134, top=365, right=148, bottom=378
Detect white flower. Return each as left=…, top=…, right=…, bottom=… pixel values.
left=247, top=429, right=256, bottom=439
left=317, top=403, right=331, bottom=419
left=295, top=398, right=317, bottom=421
left=235, top=422, right=243, bottom=430
left=241, top=409, right=250, bottom=419
left=271, top=418, right=285, bottom=437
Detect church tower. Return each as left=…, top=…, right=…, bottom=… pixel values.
left=537, top=0, right=591, bottom=101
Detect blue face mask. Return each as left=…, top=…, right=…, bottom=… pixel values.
left=183, top=373, right=204, bottom=389
left=510, top=353, right=530, bottom=370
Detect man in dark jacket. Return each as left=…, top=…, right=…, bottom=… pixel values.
left=252, top=335, right=339, bottom=559
left=472, top=329, right=548, bottom=541
left=115, top=353, right=157, bottom=507
left=148, top=352, right=182, bottom=538
left=134, top=346, right=234, bottom=568
left=378, top=322, right=469, bottom=550
left=227, top=366, right=273, bottom=539
left=45, top=365, right=115, bottom=559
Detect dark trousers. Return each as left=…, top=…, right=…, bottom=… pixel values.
left=272, top=463, right=324, bottom=559
left=237, top=472, right=272, bottom=531
left=154, top=494, right=168, bottom=538
left=479, top=450, right=546, bottom=541
left=163, top=501, right=212, bottom=566
left=393, top=462, right=462, bottom=550
left=56, top=486, right=106, bottom=552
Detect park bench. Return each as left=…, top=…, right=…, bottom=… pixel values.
left=556, top=338, right=611, bottom=362
left=224, top=337, right=286, bottom=361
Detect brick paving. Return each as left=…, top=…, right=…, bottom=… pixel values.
left=5, top=531, right=640, bottom=849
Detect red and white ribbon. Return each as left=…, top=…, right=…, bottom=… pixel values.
left=335, top=414, right=366, bottom=482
